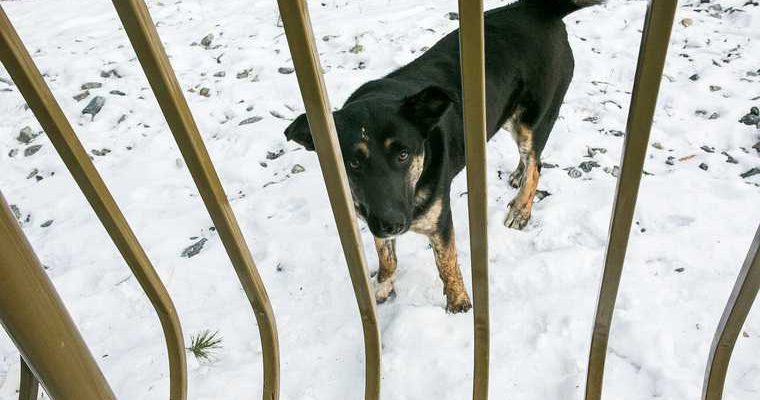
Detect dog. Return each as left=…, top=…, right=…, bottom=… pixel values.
left=284, top=0, right=602, bottom=313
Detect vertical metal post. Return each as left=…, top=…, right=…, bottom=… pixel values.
left=18, top=358, right=39, bottom=400
left=0, top=191, right=117, bottom=400
left=702, top=224, right=760, bottom=400
left=276, top=1, right=381, bottom=399
left=0, top=6, right=187, bottom=400
left=110, top=1, right=279, bottom=399
left=457, top=1, right=490, bottom=399
left=584, top=1, right=677, bottom=399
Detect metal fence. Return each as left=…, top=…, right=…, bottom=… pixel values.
left=0, top=0, right=757, bottom=399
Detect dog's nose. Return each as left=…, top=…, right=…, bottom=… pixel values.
left=379, top=220, right=407, bottom=236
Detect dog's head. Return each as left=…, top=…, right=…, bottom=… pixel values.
left=284, top=85, right=452, bottom=238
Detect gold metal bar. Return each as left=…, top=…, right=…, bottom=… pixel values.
left=0, top=191, right=117, bottom=400
left=276, top=1, right=381, bottom=399
left=18, top=357, right=39, bottom=400
left=457, top=1, right=490, bottom=399
left=110, top=1, right=280, bottom=399
left=702, top=224, right=760, bottom=400
left=584, top=1, right=677, bottom=399
left=0, top=7, right=187, bottom=400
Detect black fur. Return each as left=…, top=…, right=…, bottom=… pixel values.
left=284, top=0, right=600, bottom=239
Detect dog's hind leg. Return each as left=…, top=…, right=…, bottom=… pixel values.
left=374, top=237, right=397, bottom=303
left=504, top=113, right=540, bottom=230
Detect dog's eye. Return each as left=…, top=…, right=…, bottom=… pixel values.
left=349, top=159, right=360, bottom=169
left=398, top=149, right=409, bottom=162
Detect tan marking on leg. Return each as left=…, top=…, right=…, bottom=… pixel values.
left=374, top=237, right=397, bottom=303
left=429, top=228, right=471, bottom=313
left=504, top=118, right=540, bottom=230
left=410, top=196, right=442, bottom=235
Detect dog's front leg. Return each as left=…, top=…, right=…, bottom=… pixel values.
left=428, top=213, right=472, bottom=313
left=373, top=237, right=397, bottom=303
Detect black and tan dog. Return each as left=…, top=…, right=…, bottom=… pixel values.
left=284, top=0, right=602, bottom=313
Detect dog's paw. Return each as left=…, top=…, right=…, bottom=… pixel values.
left=375, top=278, right=396, bottom=304
left=445, top=292, right=472, bottom=314
left=504, top=200, right=531, bottom=230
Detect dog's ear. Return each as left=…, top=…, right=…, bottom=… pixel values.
left=401, top=86, right=453, bottom=131
left=284, top=113, right=315, bottom=151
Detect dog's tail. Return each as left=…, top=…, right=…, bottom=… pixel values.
left=524, top=0, right=604, bottom=18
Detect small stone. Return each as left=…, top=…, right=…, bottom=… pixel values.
left=24, top=145, right=42, bottom=157
left=566, top=167, right=582, bottom=179
left=349, top=43, right=364, bottom=54
left=689, top=73, right=700, bottom=81
left=680, top=18, right=693, bottom=27
left=200, top=33, right=214, bottom=48
left=266, top=149, right=285, bottom=160
left=699, top=163, right=709, bottom=171
left=239, top=116, right=263, bottom=125
left=609, top=129, right=624, bottom=137
left=269, top=110, right=286, bottom=119
left=100, top=69, right=122, bottom=78
left=278, top=67, right=294, bottom=74
left=709, top=112, right=720, bottom=120
left=91, top=148, right=111, bottom=157
left=236, top=70, right=250, bottom=79
left=578, top=160, right=600, bottom=173
left=700, top=145, right=715, bottom=153
left=213, top=71, right=226, bottom=77
left=73, top=91, right=90, bottom=102
left=10, top=204, right=21, bottom=220
left=40, top=220, right=53, bottom=228
left=82, top=96, right=106, bottom=118
left=739, top=107, right=760, bottom=127
left=695, top=109, right=708, bottom=117
left=8, top=148, right=18, bottom=157
left=666, top=156, right=675, bottom=166
left=603, top=165, right=621, bottom=178
left=447, top=12, right=459, bottom=20
left=181, top=238, right=207, bottom=258
left=535, top=190, right=551, bottom=201
left=651, top=142, right=664, bottom=150
left=743, top=331, right=750, bottom=338
left=740, top=167, right=760, bottom=179
left=16, top=126, right=40, bottom=144
left=675, top=267, right=685, bottom=273
left=709, top=85, right=721, bottom=92
left=199, top=87, right=211, bottom=97
left=117, top=114, right=127, bottom=124
left=81, top=82, right=102, bottom=90
left=541, top=162, right=559, bottom=169
left=291, top=164, right=305, bottom=174
left=109, top=90, right=126, bottom=96
left=26, top=168, right=39, bottom=179
left=721, top=151, right=738, bottom=164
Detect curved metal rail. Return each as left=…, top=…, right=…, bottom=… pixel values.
left=110, top=1, right=280, bottom=398
left=0, top=7, right=187, bottom=400
left=276, top=1, right=381, bottom=398
left=584, top=1, right=677, bottom=399
left=702, top=224, right=760, bottom=400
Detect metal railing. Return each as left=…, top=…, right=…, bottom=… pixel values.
left=0, top=0, right=757, bottom=399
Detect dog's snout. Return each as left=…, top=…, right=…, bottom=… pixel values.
left=368, top=213, right=408, bottom=237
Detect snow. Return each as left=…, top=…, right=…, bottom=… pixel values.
left=0, top=0, right=759, bottom=399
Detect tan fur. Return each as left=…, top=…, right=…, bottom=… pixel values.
left=504, top=111, right=540, bottom=229
left=407, top=152, right=425, bottom=188
left=383, top=138, right=395, bottom=149
left=410, top=197, right=442, bottom=234
left=373, top=237, right=397, bottom=303
left=354, top=142, right=369, bottom=158
left=428, top=230, right=471, bottom=313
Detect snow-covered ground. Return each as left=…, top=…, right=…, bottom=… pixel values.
left=1, top=0, right=759, bottom=399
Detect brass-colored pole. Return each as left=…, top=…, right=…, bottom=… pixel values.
left=584, top=1, right=677, bottom=399
left=276, top=1, right=381, bottom=399
left=0, top=191, right=117, bottom=400
left=18, top=358, right=39, bottom=400
left=0, top=7, right=187, bottom=400
left=457, top=1, right=490, bottom=399
left=110, top=1, right=279, bottom=399
left=702, top=224, right=760, bottom=400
